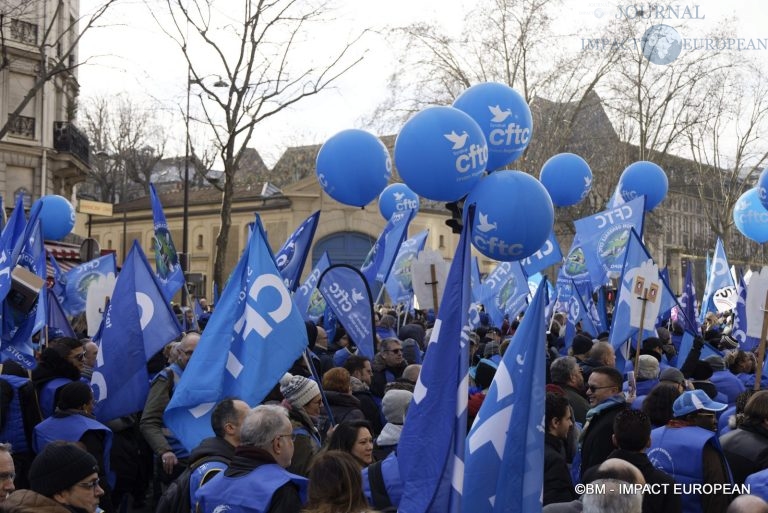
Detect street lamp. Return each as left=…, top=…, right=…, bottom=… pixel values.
left=183, top=71, right=228, bottom=305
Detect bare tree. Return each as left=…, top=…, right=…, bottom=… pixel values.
left=79, top=94, right=167, bottom=202
left=0, top=0, right=117, bottom=139
left=154, top=0, right=365, bottom=290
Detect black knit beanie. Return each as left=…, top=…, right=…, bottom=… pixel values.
left=29, top=442, right=99, bottom=497
left=57, top=381, right=93, bottom=411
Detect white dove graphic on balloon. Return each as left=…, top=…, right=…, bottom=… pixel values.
left=393, top=192, right=405, bottom=201
left=488, top=105, right=512, bottom=123
left=444, top=130, right=469, bottom=150
left=477, top=211, right=498, bottom=233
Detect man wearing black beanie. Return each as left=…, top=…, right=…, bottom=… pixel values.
left=2, top=441, right=104, bottom=512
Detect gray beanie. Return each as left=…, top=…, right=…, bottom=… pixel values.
left=382, top=389, right=413, bottom=425
left=279, top=373, right=320, bottom=408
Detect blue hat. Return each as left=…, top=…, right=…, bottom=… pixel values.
left=672, top=389, right=727, bottom=418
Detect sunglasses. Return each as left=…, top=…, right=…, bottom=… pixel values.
left=587, top=384, right=615, bottom=393
left=385, top=348, right=403, bottom=354
left=74, top=352, right=86, bottom=362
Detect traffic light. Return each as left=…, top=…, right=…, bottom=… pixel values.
left=445, top=197, right=465, bottom=234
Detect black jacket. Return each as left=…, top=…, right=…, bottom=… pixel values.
left=720, top=422, right=768, bottom=485
left=607, top=448, right=681, bottom=513
left=579, top=399, right=627, bottom=477
left=544, top=433, right=576, bottom=506
left=324, top=391, right=365, bottom=425
left=189, top=436, right=236, bottom=466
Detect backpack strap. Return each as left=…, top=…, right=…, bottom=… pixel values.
left=367, top=459, right=393, bottom=510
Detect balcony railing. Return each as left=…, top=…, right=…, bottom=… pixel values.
left=53, top=121, right=90, bottom=165
left=9, top=18, right=38, bottom=45
left=7, top=115, right=35, bottom=138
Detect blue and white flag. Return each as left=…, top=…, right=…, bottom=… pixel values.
left=274, top=211, right=320, bottom=292
left=520, top=231, right=562, bottom=276
left=609, top=229, right=678, bottom=371
left=471, top=257, right=483, bottom=304
left=295, top=253, right=331, bottom=321
left=398, top=208, right=474, bottom=513
left=150, top=184, right=185, bottom=301
left=360, top=209, right=415, bottom=286
left=0, top=196, right=26, bottom=303
left=679, top=263, right=700, bottom=336
left=477, top=261, right=528, bottom=328
left=573, top=196, right=645, bottom=285
left=732, top=276, right=758, bottom=351
left=92, top=241, right=182, bottom=422
left=385, top=230, right=429, bottom=305
left=164, top=215, right=309, bottom=451
left=463, top=276, right=548, bottom=513
left=318, top=264, right=376, bottom=359
left=699, top=238, right=733, bottom=324
left=566, top=280, right=600, bottom=340
left=59, top=254, right=118, bottom=316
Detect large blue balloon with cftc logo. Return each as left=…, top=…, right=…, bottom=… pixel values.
left=394, top=106, right=488, bottom=202
left=757, top=168, right=768, bottom=210
left=316, top=129, right=392, bottom=207
left=733, top=187, right=768, bottom=243
left=378, top=183, right=419, bottom=221
left=618, top=161, right=668, bottom=211
left=453, top=82, right=532, bottom=171
left=466, top=170, right=554, bottom=261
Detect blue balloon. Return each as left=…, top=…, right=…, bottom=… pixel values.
left=378, top=183, right=419, bottom=221
left=733, top=188, right=768, bottom=243
left=618, top=161, right=668, bottom=211
left=316, top=129, right=392, bottom=207
left=757, top=169, right=768, bottom=210
left=466, top=171, right=554, bottom=261
left=394, top=106, right=488, bottom=202
left=36, top=195, right=75, bottom=240
left=539, top=153, right=593, bottom=207
left=453, top=82, right=532, bottom=171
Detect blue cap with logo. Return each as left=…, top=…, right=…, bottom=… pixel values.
left=672, top=389, right=727, bottom=418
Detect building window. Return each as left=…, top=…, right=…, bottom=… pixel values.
left=107, top=240, right=113, bottom=249
left=439, top=234, right=445, bottom=249
left=197, top=234, right=204, bottom=249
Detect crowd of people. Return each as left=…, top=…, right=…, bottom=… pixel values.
left=0, top=300, right=767, bottom=513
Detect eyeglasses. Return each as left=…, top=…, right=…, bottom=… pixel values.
left=587, top=384, right=616, bottom=393
left=74, top=352, right=86, bottom=362
left=696, top=412, right=716, bottom=419
left=276, top=433, right=296, bottom=442
left=76, top=478, right=100, bottom=492
left=0, top=472, right=15, bottom=482
left=385, top=348, right=403, bottom=354
left=183, top=350, right=194, bottom=356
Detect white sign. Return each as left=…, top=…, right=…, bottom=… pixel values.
left=411, top=249, right=448, bottom=312
left=746, top=266, right=768, bottom=339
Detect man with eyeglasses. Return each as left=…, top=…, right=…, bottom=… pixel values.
left=195, top=405, right=308, bottom=513
left=3, top=441, right=104, bottom=513
left=371, top=338, right=408, bottom=399
left=648, top=389, right=732, bottom=513
left=578, top=366, right=628, bottom=480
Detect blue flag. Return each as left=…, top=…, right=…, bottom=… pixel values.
left=385, top=230, right=429, bottom=305
left=732, top=276, right=758, bottom=351
left=609, top=229, right=678, bottom=371
left=150, top=184, right=185, bottom=301
left=318, top=265, right=376, bottom=359
left=463, top=276, right=548, bottom=513
left=360, top=209, right=415, bottom=286
left=0, top=196, right=26, bottom=303
left=573, top=196, right=645, bottom=285
left=58, top=254, right=118, bottom=316
left=92, top=241, right=182, bottom=422
left=398, top=208, right=473, bottom=513
left=520, top=231, right=562, bottom=276
left=164, top=215, right=309, bottom=451
left=471, top=256, right=483, bottom=304
left=679, top=263, right=700, bottom=336
left=566, top=280, right=599, bottom=340
left=295, top=253, right=331, bottom=321
left=274, top=211, right=320, bottom=292
left=699, top=238, right=733, bottom=323
left=46, top=288, right=76, bottom=339
left=477, top=261, right=529, bottom=328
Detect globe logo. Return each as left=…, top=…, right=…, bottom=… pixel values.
left=641, top=24, right=682, bottom=64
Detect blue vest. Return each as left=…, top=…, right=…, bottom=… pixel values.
left=33, top=412, right=115, bottom=487
left=38, top=377, right=71, bottom=419
left=195, top=463, right=308, bottom=513
left=648, top=425, right=729, bottom=513
left=189, top=460, right=228, bottom=506
left=0, top=375, right=32, bottom=452
left=362, top=451, right=403, bottom=508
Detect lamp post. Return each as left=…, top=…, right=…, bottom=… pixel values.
left=183, top=71, right=228, bottom=306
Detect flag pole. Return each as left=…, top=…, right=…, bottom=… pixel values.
left=754, top=291, right=768, bottom=391
left=633, top=288, right=649, bottom=373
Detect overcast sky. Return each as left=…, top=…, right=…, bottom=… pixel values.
left=78, top=0, right=767, bottom=167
